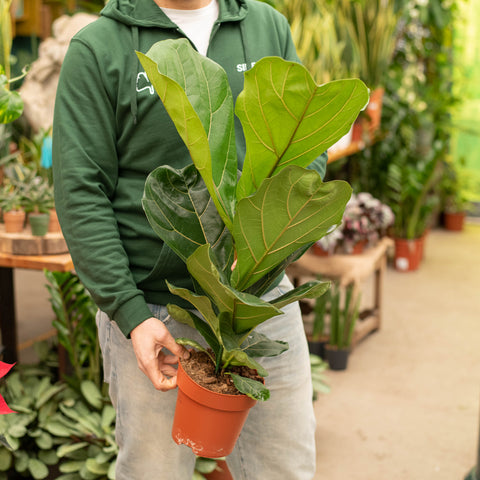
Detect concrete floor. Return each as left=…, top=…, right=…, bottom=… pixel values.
left=11, top=223, right=480, bottom=479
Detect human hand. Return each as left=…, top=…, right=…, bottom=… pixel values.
left=130, top=316, right=190, bottom=391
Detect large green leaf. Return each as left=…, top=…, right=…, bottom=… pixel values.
left=232, top=166, right=352, bottom=290
left=143, top=163, right=234, bottom=272
left=241, top=331, right=288, bottom=358
left=229, top=374, right=270, bottom=401
left=0, top=86, right=23, bottom=124
left=270, top=280, right=331, bottom=310
left=236, top=57, right=369, bottom=200
left=166, top=282, right=220, bottom=336
left=186, top=244, right=282, bottom=333
left=137, top=39, right=237, bottom=230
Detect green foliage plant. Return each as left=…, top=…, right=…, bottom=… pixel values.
left=311, top=282, right=330, bottom=341
left=328, top=282, right=360, bottom=350
left=0, top=0, right=26, bottom=124
left=138, top=39, right=368, bottom=401
left=334, top=0, right=399, bottom=89
left=0, top=183, right=22, bottom=212
left=0, top=351, right=117, bottom=480
left=44, top=270, right=102, bottom=392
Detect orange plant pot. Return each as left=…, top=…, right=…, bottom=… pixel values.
left=48, top=208, right=62, bottom=233
left=444, top=212, right=465, bottom=232
left=365, top=88, right=384, bottom=135
left=172, top=361, right=257, bottom=458
left=394, top=237, right=424, bottom=272
left=3, top=210, right=26, bottom=233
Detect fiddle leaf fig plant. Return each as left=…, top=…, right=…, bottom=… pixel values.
left=138, top=39, right=369, bottom=400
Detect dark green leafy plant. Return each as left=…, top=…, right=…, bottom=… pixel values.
left=138, top=39, right=368, bottom=400
left=328, top=282, right=360, bottom=350
left=0, top=350, right=116, bottom=480
left=44, top=270, right=102, bottom=392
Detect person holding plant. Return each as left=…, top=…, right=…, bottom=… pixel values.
left=53, top=0, right=326, bottom=478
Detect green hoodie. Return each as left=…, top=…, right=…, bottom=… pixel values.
left=53, top=0, right=327, bottom=337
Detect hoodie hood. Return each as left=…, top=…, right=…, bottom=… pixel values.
left=100, top=0, right=248, bottom=27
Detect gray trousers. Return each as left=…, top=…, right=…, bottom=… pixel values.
left=97, top=275, right=316, bottom=479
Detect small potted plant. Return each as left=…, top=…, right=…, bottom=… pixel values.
left=0, top=184, right=25, bottom=233
left=441, top=161, right=480, bottom=231
left=137, top=39, right=368, bottom=457
left=307, top=285, right=331, bottom=358
left=324, top=282, right=360, bottom=371
left=20, top=174, right=54, bottom=236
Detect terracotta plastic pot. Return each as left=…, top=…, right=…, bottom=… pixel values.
left=172, top=361, right=257, bottom=458
left=311, top=243, right=330, bottom=256
left=3, top=210, right=26, bottom=233
left=394, top=237, right=424, bottom=272
left=48, top=209, right=62, bottom=233
left=365, top=88, right=384, bottom=135
left=444, top=211, right=465, bottom=232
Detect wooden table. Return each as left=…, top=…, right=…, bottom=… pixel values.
left=287, top=237, right=393, bottom=348
left=0, top=252, right=74, bottom=363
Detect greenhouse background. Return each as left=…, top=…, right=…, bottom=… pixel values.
left=0, top=0, right=479, bottom=479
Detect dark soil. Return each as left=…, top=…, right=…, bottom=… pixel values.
left=181, top=350, right=263, bottom=395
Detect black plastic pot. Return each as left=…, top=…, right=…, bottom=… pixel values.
left=324, top=345, right=349, bottom=371
left=307, top=337, right=328, bottom=359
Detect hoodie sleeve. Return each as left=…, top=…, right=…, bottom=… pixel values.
left=52, top=39, right=153, bottom=337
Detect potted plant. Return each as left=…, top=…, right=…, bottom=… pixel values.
left=334, top=0, right=399, bottom=136
left=0, top=184, right=25, bottom=233
left=324, top=282, right=360, bottom=371
left=137, top=39, right=368, bottom=457
left=20, top=174, right=54, bottom=236
left=441, top=160, right=480, bottom=231
left=387, top=150, right=442, bottom=271
left=307, top=285, right=331, bottom=358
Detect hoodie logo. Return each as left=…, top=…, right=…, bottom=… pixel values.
left=236, top=62, right=256, bottom=73
left=136, top=72, right=154, bottom=95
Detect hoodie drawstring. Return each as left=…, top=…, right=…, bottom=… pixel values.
left=239, top=19, right=249, bottom=71
left=131, top=26, right=139, bottom=125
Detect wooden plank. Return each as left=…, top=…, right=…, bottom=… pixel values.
left=0, top=225, right=68, bottom=255
left=0, top=252, right=73, bottom=271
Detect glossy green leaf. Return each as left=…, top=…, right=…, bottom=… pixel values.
left=143, top=163, right=234, bottom=273
left=185, top=245, right=282, bottom=333
left=80, top=381, right=102, bottom=410
left=166, top=283, right=219, bottom=335
left=232, top=166, right=352, bottom=290
left=28, top=458, right=49, bottom=480
left=236, top=57, right=369, bottom=200
left=229, top=374, right=270, bottom=401
left=57, top=442, right=89, bottom=458
left=270, top=280, right=331, bottom=310
left=241, top=331, right=288, bottom=358
left=137, top=39, right=237, bottom=229
left=0, top=87, right=23, bottom=124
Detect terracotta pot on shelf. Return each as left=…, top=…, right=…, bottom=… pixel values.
left=172, top=361, right=257, bottom=458
left=444, top=211, right=465, bottom=231
left=393, top=236, right=424, bottom=272
left=3, top=210, right=26, bottom=233
left=48, top=208, right=62, bottom=233
left=365, top=88, right=385, bottom=135
left=311, top=243, right=330, bottom=256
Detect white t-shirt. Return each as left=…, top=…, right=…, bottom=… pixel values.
left=160, top=0, right=219, bottom=56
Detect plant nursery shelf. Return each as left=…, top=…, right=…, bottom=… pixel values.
left=0, top=225, right=68, bottom=255
left=287, top=237, right=393, bottom=348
